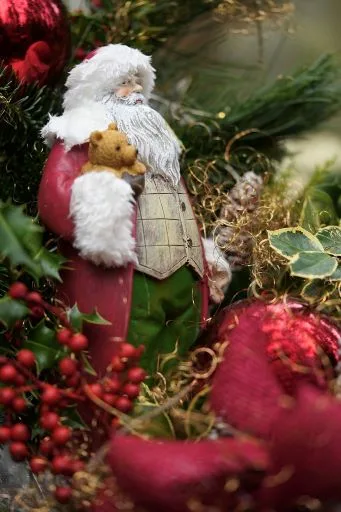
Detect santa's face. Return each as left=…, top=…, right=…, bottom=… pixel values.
left=115, top=74, right=144, bottom=103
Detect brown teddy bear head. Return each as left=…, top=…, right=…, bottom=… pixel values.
left=88, top=123, right=138, bottom=169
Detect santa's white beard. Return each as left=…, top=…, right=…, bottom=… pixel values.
left=100, top=94, right=181, bottom=187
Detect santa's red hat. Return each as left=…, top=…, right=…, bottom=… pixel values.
left=63, top=44, right=155, bottom=109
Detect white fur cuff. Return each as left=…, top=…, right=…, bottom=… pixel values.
left=70, top=171, right=137, bottom=268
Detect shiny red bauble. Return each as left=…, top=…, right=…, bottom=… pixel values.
left=0, top=0, right=70, bottom=85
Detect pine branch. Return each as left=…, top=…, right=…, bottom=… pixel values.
left=0, top=66, right=63, bottom=211
left=70, top=0, right=221, bottom=58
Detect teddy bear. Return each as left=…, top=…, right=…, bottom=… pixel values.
left=81, top=123, right=146, bottom=178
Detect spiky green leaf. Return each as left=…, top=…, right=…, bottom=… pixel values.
left=0, top=297, right=29, bottom=328
left=68, top=304, right=110, bottom=332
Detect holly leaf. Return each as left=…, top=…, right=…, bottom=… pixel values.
left=0, top=297, right=29, bottom=328
left=37, top=248, right=66, bottom=282
left=23, top=321, right=63, bottom=373
left=289, top=251, right=338, bottom=279
left=68, top=304, right=111, bottom=332
left=81, top=353, right=97, bottom=376
left=0, top=202, right=42, bottom=279
left=268, top=227, right=324, bottom=259
left=300, top=189, right=338, bottom=233
left=316, top=226, right=341, bottom=256
left=61, top=407, right=88, bottom=430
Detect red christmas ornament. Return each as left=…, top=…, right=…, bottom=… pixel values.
left=0, top=0, right=70, bottom=86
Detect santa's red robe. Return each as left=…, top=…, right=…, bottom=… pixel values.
left=38, top=141, right=209, bottom=375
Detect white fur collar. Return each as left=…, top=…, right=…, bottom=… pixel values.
left=41, top=100, right=110, bottom=151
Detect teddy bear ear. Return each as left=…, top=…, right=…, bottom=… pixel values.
left=108, top=122, right=118, bottom=131
left=90, top=131, right=103, bottom=145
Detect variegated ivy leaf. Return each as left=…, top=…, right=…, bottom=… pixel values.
left=316, top=226, right=341, bottom=256
left=328, top=263, right=341, bottom=281
left=268, top=227, right=324, bottom=259
left=289, top=251, right=338, bottom=279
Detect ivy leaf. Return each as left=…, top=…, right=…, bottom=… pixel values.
left=68, top=304, right=111, bottom=332
left=0, top=297, right=29, bottom=328
left=328, top=263, right=341, bottom=281
left=289, top=251, right=338, bottom=279
left=23, top=321, right=63, bottom=373
left=268, top=227, right=324, bottom=259
left=0, top=202, right=42, bottom=279
left=300, top=188, right=338, bottom=233
left=316, top=226, right=341, bottom=256
left=301, top=279, right=335, bottom=302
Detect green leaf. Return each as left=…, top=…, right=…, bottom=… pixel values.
left=0, top=297, right=29, bottom=328
left=23, top=321, right=63, bottom=373
left=300, top=189, right=338, bottom=232
left=0, top=203, right=42, bottom=279
left=289, top=251, right=338, bottom=278
left=36, top=248, right=66, bottom=282
left=301, top=280, right=326, bottom=303
left=81, top=353, right=97, bottom=376
left=68, top=304, right=111, bottom=332
left=61, top=407, right=88, bottom=430
left=316, top=226, right=341, bottom=256
left=328, top=263, right=341, bottom=281
left=268, top=227, right=324, bottom=259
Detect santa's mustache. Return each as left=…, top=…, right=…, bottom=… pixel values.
left=112, top=92, right=146, bottom=105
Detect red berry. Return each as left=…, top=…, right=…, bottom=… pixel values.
left=41, top=386, right=61, bottom=405
left=69, top=333, right=88, bottom=352
left=59, top=357, right=77, bottom=377
left=66, top=373, right=80, bottom=388
left=104, top=378, right=121, bottom=393
left=119, top=342, right=137, bottom=358
left=52, top=426, right=71, bottom=445
left=54, top=486, right=72, bottom=504
left=9, top=441, right=29, bottom=461
left=127, top=367, right=146, bottom=384
left=40, top=437, right=54, bottom=456
left=0, top=364, right=17, bottom=383
left=72, top=459, right=85, bottom=473
left=11, top=423, right=30, bottom=442
left=115, top=396, right=133, bottom=413
left=0, top=387, right=16, bottom=405
left=122, top=383, right=140, bottom=399
left=30, top=457, right=47, bottom=474
left=30, top=306, right=44, bottom=319
left=87, top=383, right=102, bottom=398
left=103, top=393, right=117, bottom=406
left=26, top=291, right=42, bottom=304
left=12, top=396, right=27, bottom=413
left=40, top=412, right=59, bottom=431
left=111, top=356, right=125, bottom=372
left=52, top=455, right=73, bottom=475
left=17, top=349, right=36, bottom=368
left=9, top=282, right=27, bottom=300
left=0, top=426, right=11, bottom=443
left=111, top=417, right=121, bottom=429
left=57, top=328, right=72, bottom=346
left=15, top=374, right=26, bottom=386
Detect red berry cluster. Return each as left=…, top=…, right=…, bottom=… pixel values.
left=86, top=343, right=146, bottom=420
left=2, top=283, right=147, bottom=505
left=9, top=282, right=44, bottom=319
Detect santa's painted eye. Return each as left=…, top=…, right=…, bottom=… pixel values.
left=116, top=146, right=121, bottom=151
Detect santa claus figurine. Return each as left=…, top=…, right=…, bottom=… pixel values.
left=38, top=44, right=230, bottom=376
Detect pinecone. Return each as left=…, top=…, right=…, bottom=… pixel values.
left=214, top=172, right=263, bottom=269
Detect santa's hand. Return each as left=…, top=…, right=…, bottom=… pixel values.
left=122, top=173, right=145, bottom=198
left=202, top=238, right=232, bottom=304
